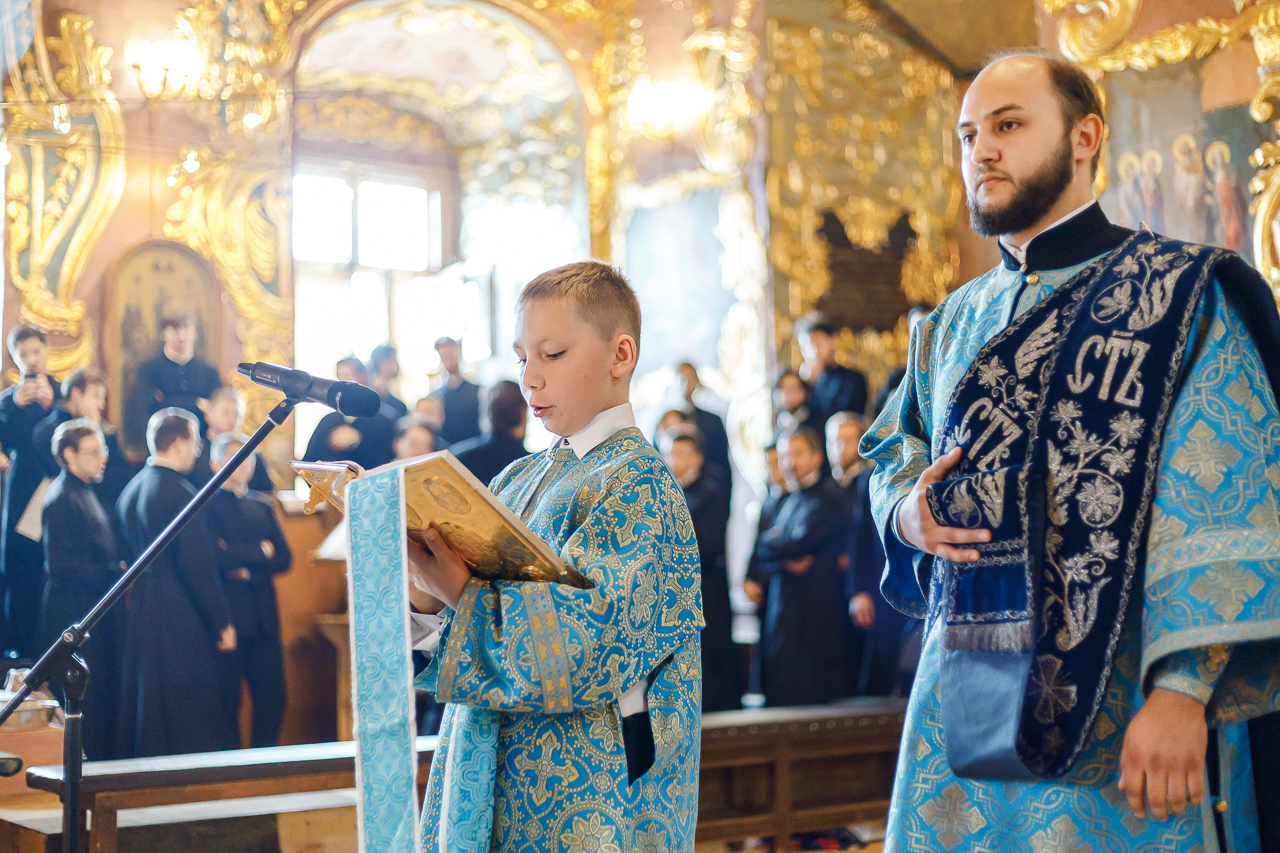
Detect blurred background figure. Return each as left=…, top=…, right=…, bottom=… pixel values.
left=116, top=408, right=239, bottom=757
left=0, top=325, right=60, bottom=658
left=431, top=336, right=481, bottom=445
left=369, top=344, right=408, bottom=419
left=126, top=307, right=220, bottom=446
left=413, top=396, right=448, bottom=447
left=796, top=313, right=868, bottom=423
left=393, top=416, right=439, bottom=460
left=205, top=433, right=292, bottom=748
left=675, top=363, right=732, bottom=497
left=744, top=442, right=789, bottom=696
left=772, top=369, right=821, bottom=441
left=302, top=357, right=396, bottom=471
left=750, top=428, right=849, bottom=707
left=451, top=380, right=529, bottom=485
left=190, top=386, right=273, bottom=493
left=664, top=430, right=740, bottom=712
left=39, top=419, right=124, bottom=759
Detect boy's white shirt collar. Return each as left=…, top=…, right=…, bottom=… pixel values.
left=548, top=402, right=635, bottom=459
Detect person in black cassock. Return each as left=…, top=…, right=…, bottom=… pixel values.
left=115, top=408, right=239, bottom=756
left=123, top=307, right=220, bottom=451
left=752, top=427, right=850, bottom=707
left=744, top=442, right=788, bottom=696
left=431, top=336, right=481, bottom=445
left=664, top=431, right=741, bottom=712
left=369, top=345, right=408, bottom=419
left=33, top=367, right=140, bottom=534
left=772, top=369, right=823, bottom=443
left=0, top=325, right=60, bottom=657
left=189, top=387, right=273, bottom=494
left=450, top=380, right=529, bottom=485
left=796, top=313, right=868, bottom=423
left=205, top=433, right=291, bottom=748
left=676, top=363, right=733, bottom=495
left=302, top=357, right=396, bottom=471
left=39, top=419, right=124, bottom=759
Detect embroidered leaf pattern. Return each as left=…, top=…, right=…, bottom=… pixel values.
left=977, top=358, right=1008, bottom=388
left=1077, top=477, right=1122, bottom=526
left=1014, top=310, right=1059, bottom=378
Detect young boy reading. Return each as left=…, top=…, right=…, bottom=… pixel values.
left=406, top=261, right=704, bottom=853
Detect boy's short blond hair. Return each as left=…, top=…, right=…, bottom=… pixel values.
left=517, top=261, right=642, bottom=358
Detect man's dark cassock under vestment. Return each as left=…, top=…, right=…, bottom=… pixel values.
left=754, top=474, right=851, bottom=707
left=115, top=464, right=240, bottom=756
left=680, top=469, right=742, bottom=712
left=861, top=203, right=1280, bottom=852
left=0, top=379, right=60, bottom=656
left=39, top=471, right=124, bottom=759
left=843, top=466, right=914, bottom=697
left=302, top=410, right=396, bottom=472
left=123, top=351, right=220, bottom=449
left=205, top=488, right=291, bottom=748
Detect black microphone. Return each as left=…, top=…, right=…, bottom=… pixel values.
left=237, top=363, right=383, bottom=418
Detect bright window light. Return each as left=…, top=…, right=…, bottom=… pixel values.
left=357, top=181, right=432, bottom=270
left=292, top=174, right=353, bottom=264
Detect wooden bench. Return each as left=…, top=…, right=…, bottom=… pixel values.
left=18, top=698, right=905, bottom=853
left=22, top=737, right=437, bottom=853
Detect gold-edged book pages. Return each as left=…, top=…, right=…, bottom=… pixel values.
left=290, top=451, right=591, bottom=589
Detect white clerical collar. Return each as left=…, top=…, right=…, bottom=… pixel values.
left=999, top=200, right=1097, bottom=267
left=548, top=402, right=635, bottom=460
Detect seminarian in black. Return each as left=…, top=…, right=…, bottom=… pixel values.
left=33, top=367, right=140, bottom=535
left=302, top=356, right=397, bottom=471
left=124, top=308, right=220, bottom=453
left=188, top=387, right=274, bottom=494
left=116, top=409, right=240, bottom=757
left=744, top=443, right=788, bottom=695
left=675, top=363, right=734, bottom=497
left=39, top=420, right=124, bottom=759
left=664, top=431, right=741, bottom=712
left=796, top=313, right=869, bottom=422
left=752, top=428, right=850, bottom=707
left=205, top=433, right=291, bottom=748
left=432, top=336, right=481, bottom=444
left=450, top=380, right=529, bottom=485
left=0, top=325, right=61, bottom=657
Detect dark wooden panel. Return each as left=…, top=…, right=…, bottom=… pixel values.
left=817, top=211, right=915, bottom=332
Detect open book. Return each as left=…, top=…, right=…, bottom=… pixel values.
left=291, top=451, right=591, bottom=589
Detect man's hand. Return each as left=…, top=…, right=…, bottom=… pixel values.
left=407, top=525, right=471, bottom=610
left=849, top=592, right=875, bottom=629
left=0, top=451, right=10, bottom=473
left=743, top=578, right=764, bottom=608
left=14, top=379, right=38, bottom=407
left=783, top=555, right=814, bottom=575
left=260, top=540, right=275, bottom=560
left=217, top=624, right=237, bottom=652
left=1118, top=687, right=1208, bottom=821
left=328, top=424, right=361, bottom=451
left=897, top=447, right=990, bottom=562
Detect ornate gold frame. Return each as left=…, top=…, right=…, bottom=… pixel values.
left=4, top=6, right=126, bottom=378
left=1044, top=0, right=1280, bottom=298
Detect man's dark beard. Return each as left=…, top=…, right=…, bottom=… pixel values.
left=968, top=135, right=1075, bottom=238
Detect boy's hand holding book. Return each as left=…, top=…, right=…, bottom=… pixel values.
left=407, top=525, right=470, bottom=610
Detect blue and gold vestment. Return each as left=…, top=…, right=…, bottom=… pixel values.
left=416, top=425, right=704, bottom=853
left=860, top=204, right=1280, bottom=853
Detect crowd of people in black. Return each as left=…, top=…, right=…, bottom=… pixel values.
left=1, top=301, right=909, bottom=758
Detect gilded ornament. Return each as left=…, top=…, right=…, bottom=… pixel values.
left=294, top=94, right=445, bottom=152
left=4, top=7, right=125, bottom=378
left=1041, top=0, right=1144, bottom=62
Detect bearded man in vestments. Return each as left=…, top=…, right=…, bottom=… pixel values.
left=861, top=51, right=1280, bottom=852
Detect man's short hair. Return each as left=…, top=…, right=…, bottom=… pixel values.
left=784, top=426, right=825, bottom=458
left=486, top=380, right=526, bottom=433
left=669, top=429, right=704, bottom=455
left=6, top=325, right=45, bottom=356
left=775, top=368, right=807, bottom=391
left=147, top=407, right=199, bottom=455
left=433, top=337, right=460, bottom=350
left=394, top=415, right=436, bottom=442
left=794, top=312, right=841, bottom=338
left=158, top=306, right=195, bottom=331
left=517, top=261, right=642, bottom=359
left=210, top=431, right=250, bottom=464
left=61, top=366, right=108, bottom=399
left=826, top=411, right=867, bottom=437
left=336, top=356, right=368, bottom=381
left=985, top=48, right=1105, bottom=175
left=52, top=418, right=103, bottom=470
left=209, top=385, right=245, bottom=410
left=370, top=344, right=398, bottom=369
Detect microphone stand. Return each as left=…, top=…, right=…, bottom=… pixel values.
left=0, top=395, right=299, bottom=853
